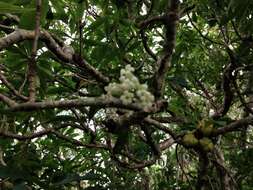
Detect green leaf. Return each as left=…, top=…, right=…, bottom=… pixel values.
left=14, top=183, right=27, bottom=190
left=19, top=0, right=49, bottom=29
left=0, top=2, right=34, bottom=14
left=54, top=173, right=101, bottom=186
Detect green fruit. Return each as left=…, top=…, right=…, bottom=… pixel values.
left=199, top=137, right=214, bottom=152
left=201, top=124, right=213, bottom=136
left=182, top=133, right=199, bottom=147
left=197, top=119, right=213, bottom=136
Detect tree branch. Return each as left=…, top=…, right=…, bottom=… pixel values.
left=153, top=0, right=180, bottom=99
left=0, top=29, right=109, bottom=84
left=140, top=29, right=157, bottom=61
left=52, top=131, right=108, bottom=150
left=7, top=96, right=142, bottom=112
left=0, top=93, right=17, bottom=107
left=0, top=71, right=28, bottom=100
left=144, top=117, right=178, bottom=139
left=0, top=124, right=67, bottom=140
left=213, top=115, right=253, bottom=135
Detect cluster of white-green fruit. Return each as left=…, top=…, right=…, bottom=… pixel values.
left=105, top=65, right=155, bottom=109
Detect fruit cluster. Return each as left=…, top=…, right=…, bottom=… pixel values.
left=182, top=119, right=215, bottom=152
left=105, top=65, right=155, bottom=109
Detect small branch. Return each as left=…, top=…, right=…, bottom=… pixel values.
left=232, top=78, right=253, bottom=115
left=159, top=137, right=175, bottom=150
left=3, top=13, right=20, bottom=23
left=0, top=29, right=109, bottom=84
left=0, top=123, right=107, bottom=150
left=213, top=48, right=237, bottom=119
left=0, top=93, right=17, bottom=107
left=194, top=78, right=218, bottom=111
left=0, top=24, right=14, bottom=33
left=144, top=117, right=177, bottom=139
left=231, top=20, right=243, bottom=41
left=141, top=125, right=161, bottom=156
left=52, top=131, right=107, bottom=150
left=138, top=15, right=164, bottom=29
left=111, top=154, right=157, bottom=169
left=151, top=116, right=188, bottom=124
left=72, top=54, right=109, bottom=84
left=27, top=0, right=41, bottom=102
left=0, top=71, right=28, bottom=100
left=186, top=12, right=223, bottom=46
left=71, top=108, right=96, bottom=141
left=212, top=152, right=238, bottom=189
left=140, top=29, right=157, bottom=61
left=0, top=124, right=67, bottom=140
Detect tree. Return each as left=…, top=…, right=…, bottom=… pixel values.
left=0, top=0, right=253, bottom=189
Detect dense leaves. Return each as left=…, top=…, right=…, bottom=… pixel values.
left=0, top=0, right=253, bottom=189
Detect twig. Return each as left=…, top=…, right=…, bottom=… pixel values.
left=0, top=71, right=28, bottom=100
left=140, top=29, right=157, bottom=61
left=232, top=77, right=253, bottom=115
left=0, top=124, right=67, bottom=140
left=194, top=78, right=218, bottom=111
left=71, top=108, right=96, bottom=138
left=151, top=116, right=187, bottom=124
left=111, top=153, right=157, bottom=169
left=0, top=24, right=14, bottom=33
left=186, top=12, right=223, bottom=46
left=52, top=131, right=107, bottom=149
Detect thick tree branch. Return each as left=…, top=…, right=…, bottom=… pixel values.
left=153, top=0, right=180, bottom=99
left=196, top=151, right=209, bottom=190
left=0, top=93, right=17, bottom=106
left=7, top=96, right=142, bottom=112
left=27, top=0, right=41, bottom=102
left=213, top=115, right=253, bottom=135
left=212, top=48, right=237, bottom=119
left=0, top=29, right=109, bottom=84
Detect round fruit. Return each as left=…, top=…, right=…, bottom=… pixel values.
left=199, top=137, right=214, bottom=152
left=182, top=133, right=199, bottom=147
left=197, top=119, right=213, bottom=136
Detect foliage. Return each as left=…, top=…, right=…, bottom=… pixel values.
left=0, top=0, right=253, bottom=189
